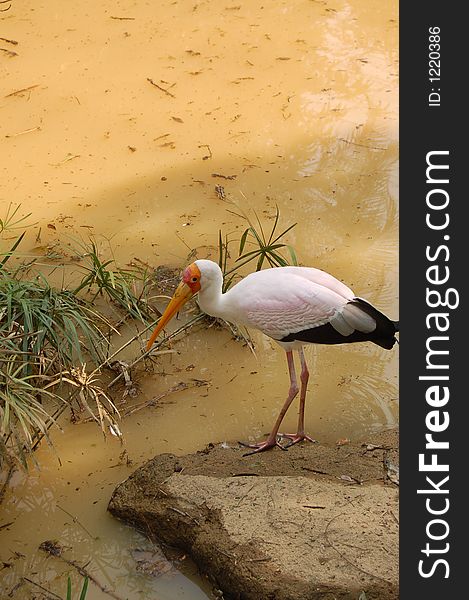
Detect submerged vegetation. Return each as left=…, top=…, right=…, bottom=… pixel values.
left=0, top=203, right=298, bottom=468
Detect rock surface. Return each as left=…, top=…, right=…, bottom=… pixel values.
left=108, top=430, right=399, bottom=599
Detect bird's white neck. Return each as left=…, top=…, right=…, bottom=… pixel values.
left=197, top=270, right=226, bottom=320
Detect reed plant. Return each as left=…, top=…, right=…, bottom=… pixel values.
left=0, top=211, right=135, bottom=466
left=67, top=575, right=89, bottom=600
left=218, top=205, right=298, bottom=292
left=72, top=238, right=155, bottom=323
left=0, top=264, right=119, bottom=466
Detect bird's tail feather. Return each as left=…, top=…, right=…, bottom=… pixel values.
left=352, top=298, right=399, bottom=349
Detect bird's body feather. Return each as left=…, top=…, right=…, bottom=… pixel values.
left=195, top=261, right=397, bottom=348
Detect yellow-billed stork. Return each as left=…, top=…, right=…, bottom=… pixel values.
left=147, top=259, right=399, bottom=455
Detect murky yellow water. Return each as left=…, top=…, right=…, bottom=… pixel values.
left=1, top=0, right=398, bottom=597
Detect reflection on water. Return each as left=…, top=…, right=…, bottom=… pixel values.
left=1, top=0, right=397, bottom=598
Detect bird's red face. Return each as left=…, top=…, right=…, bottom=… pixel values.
left=146, top=263, right=201, bottom=350
left=182, top=263, right=202, bottom=294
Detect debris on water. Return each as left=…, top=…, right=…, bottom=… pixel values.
left=147, top=78, right=176, bottom=98
left=214, top=185, right=226, bottom=201
left=211, top=173, right=237, bottom=180
left=0, top=47, right=18, bottom=58
left=198, top=144, right=212, bottom=160
left=153, top=132, right=170, bottom=141
left=109, top=423, right=122, bottom=438
left=151, top=265, right=180, bottom=295
left=5, top=84, right=40, bottom=98
left=336, top=437, right=350, bottom=446
left=111, top=360, right=138, bottom=399
left=131, top=548, right=174, bottom=577
left=50, top=153, right=81, bottom=167
left=117, top=449, right=133, bottom=467
left=39, top=540, right=64, bottom=557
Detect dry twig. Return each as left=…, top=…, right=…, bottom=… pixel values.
left=57, top=504, right=97, bottom=540
left=0, top=36, right=17, bottom=45
left=107, top=312, right=206, bottom=389
left=22, top=577, right=62, bottom=600
left=147, top=77, right=175, bottom=98
left=39, top=540, right=124, bottom=600
left=5, top=84, right=39, bottom=97
left=119, top=379, right=207, bottom=418
left=0, top=47, right=17, bottom=57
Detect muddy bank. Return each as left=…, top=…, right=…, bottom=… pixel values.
left=108, top=430, right=399, bottom=599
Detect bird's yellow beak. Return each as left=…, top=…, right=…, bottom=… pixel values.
left=146, top=281, right=194, bottom=351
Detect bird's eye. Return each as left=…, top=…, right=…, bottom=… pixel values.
left=191, top=276, right=198, bottom=282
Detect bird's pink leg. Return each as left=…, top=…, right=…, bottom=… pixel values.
left=240, top=351, right=299, bottom=455
left=279, top=347, right=317, bottom=447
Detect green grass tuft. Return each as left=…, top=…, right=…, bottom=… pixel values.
left=218, top=205, right=298, bottom=291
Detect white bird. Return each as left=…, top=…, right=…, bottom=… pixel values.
left=147, top=259, right=398, bottom=455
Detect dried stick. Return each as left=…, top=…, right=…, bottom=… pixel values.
left=57, top=504, right=97, bottom=540
left=22, top=577, right=62, bottom=600
left=0, top=36, right=18, bottom=45
left=5, top=84, right=39, bottom=97
left=147, top=77, right=175, bottom=98
left=39, top=541, right=124, bottom=600
left=107, top=313, right=205, bottom=389
left=119, top=379, right=207, bottom=418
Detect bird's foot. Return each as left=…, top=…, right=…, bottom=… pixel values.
left=238, top=437, right=287, bottom=456
left=278, top=432, right=317, bottom=448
